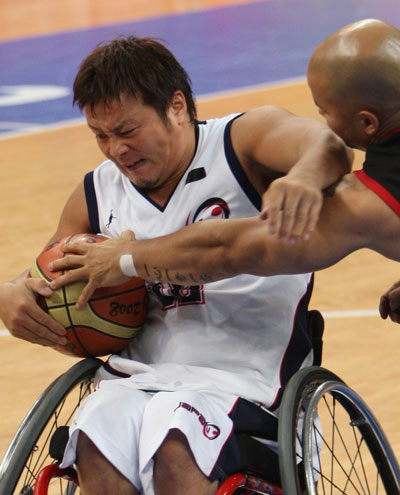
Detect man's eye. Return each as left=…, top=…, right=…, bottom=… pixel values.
left=120, top=128, right=135, bottom=136
left=96, top=134, right=107, bottom=140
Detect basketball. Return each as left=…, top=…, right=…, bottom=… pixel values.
left=29, top=233, right=147, bottom=358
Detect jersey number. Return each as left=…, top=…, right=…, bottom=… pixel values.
left=152, top=283, right=205, bottom=310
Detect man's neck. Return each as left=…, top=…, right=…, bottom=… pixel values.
left=145, top=121, right=197, bottom=207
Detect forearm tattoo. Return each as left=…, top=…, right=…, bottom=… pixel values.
left=143, top=264, right=214, bottom=285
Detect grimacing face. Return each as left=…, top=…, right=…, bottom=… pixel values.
left=85, top=94, right=185, bottom=191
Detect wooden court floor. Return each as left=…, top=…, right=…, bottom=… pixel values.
left=1, top=0, right=400, bottom=472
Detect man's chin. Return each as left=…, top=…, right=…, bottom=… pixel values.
left=128, top=175, right=158, bottom=191
left=347, top=142, right=367, bottom=152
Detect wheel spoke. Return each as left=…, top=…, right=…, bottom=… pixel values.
left=279, top=367, right=400, bottom=495
left=0, top=359, right=101, bottom=495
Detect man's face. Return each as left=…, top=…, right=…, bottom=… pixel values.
left=85, top=94, right=182, bottom=191
left=307, top=71, right=369, bottom=151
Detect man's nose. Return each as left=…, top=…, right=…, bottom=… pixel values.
left=108, top=137, right=129, bottom=158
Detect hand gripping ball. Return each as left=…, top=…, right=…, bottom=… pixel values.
left=30, top=233, right=147, bottom=357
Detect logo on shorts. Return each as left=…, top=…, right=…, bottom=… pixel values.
left=175, top=401, right=221, bottom=440
left=203, top=422, right=221, bottom=440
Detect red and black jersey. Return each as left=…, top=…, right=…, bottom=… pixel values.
left=354, top=129, right=400, bottom=216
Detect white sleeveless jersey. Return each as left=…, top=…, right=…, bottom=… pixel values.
left=84, top=113, right=314, bottom=409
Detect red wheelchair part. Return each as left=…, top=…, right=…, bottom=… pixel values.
left=33, top=464, right=78, bottom=495
left=33, top=464, right=282, bottom=495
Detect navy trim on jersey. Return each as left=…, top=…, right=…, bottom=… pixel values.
left=229, top=398, right=278, bottom=440
left=84, top=171, right=100, bottom=233
left=129, top=122, right=201, bottom=212
left=224, top=115, right=262, bottom=211
left=269, top=274, right=315, bottom=411
left=209, top=398, right=280, bottom=485
left=102, top=358, right=131, bottom=377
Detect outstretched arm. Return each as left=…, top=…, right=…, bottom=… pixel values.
left=49, top=176, right=399, bottom=308
left=48, top=207, right=355, bottom=310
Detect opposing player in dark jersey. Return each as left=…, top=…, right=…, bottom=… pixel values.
left=50, top=19, right=400, bottom=311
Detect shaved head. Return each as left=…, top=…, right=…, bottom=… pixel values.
left=308, top=19, right=400, bottom=118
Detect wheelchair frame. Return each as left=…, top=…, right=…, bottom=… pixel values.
left=0, top=357, right=102, bottom=495
left=1, top=327, right=399, bottom=494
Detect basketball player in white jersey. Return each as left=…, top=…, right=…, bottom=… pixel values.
left=52, top=20, right=400, bottom=319
left=0, top=37, right=352, bottom=494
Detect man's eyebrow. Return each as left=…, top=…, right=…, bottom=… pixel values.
left=88, top=121, right=134, bottom=133
left=88, top=123, right=101, bottom=132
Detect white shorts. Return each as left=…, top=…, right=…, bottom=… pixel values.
left=60, top=378, right=250, bottom=494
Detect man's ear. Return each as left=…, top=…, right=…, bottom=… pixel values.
left=356, top=110, right=379, bottom=136
left=170, top=90, right=187, bottom=124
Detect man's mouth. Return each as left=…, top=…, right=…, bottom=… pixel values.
left=127, top=158, right=145, bottom=169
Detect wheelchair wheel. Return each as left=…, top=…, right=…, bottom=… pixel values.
left=278, top=366, right=400, bottom=495
left=0, top=357, right=103, bottom=495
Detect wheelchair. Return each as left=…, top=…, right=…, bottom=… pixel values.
left=1, top=311, right=399, bottom=495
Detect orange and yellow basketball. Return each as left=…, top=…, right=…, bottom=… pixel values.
left=29, top=233, right=147, bottom=357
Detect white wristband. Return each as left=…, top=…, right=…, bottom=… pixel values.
left=119, top=254, right=138, bottom=277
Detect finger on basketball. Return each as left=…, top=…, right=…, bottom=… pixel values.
left=75, top=282, right=96, bottom=310
left=49, top=253, right=84, bottom=272
left=13, top=313, right=67, bottom=346
left=26, top=276, right=54, bottom=297
left=16, top=327, right=64, bottom=348
left=33, top=306, right=67, bottom=337
left=50, top=267, right=87, bottom=290
left=62, top=240, right=90, bottom=254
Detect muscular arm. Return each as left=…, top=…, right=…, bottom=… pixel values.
left=233, top=107, right=353, bottom=242
left=132, top=201, right=358, bottom=283
left=131, top=181, right=397, bottom=283
left=50, top=175, right=400, bottom=310
left=235, top=106, right=352, bottom=185
left=47, top=181, right=92, bottom=245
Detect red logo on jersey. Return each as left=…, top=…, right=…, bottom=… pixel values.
left=186, top=197, right=231, bottom=225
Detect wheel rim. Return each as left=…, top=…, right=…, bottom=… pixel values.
left=302, top=381, right=400, bottom=495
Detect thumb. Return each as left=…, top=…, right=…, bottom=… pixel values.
left=121, top=230, right=136, bottom=241
left=27, top=277, right=54, bottom=297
